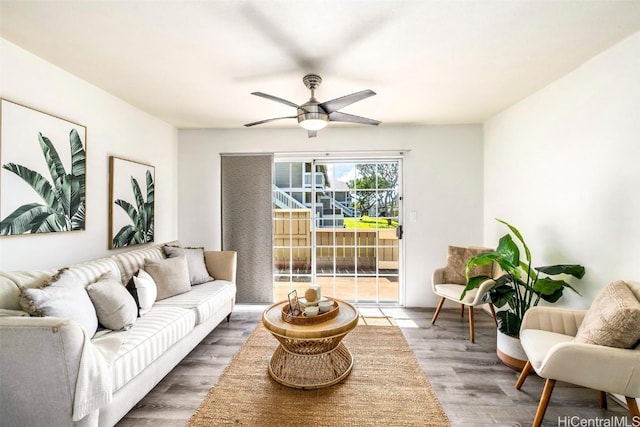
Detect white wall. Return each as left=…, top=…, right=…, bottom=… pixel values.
left=484, top=31, right=640, bottom=307
left=0, top=39, right=179, bottom=270
left=178, top=124, right=484, bottom=307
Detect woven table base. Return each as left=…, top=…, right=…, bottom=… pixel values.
left=268, top=342, right=353, bottom=389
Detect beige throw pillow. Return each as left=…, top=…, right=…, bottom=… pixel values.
left=87, top=271, right=137, bottom=330
left=163, top=246, right=214, bottom=285
left=144, top=256, right=191, bottom=301
left=442, top=246, right=493, bottom=285
left=19, top=268, right=98, bottom=337
left=574, top=280, right=640, bottom=348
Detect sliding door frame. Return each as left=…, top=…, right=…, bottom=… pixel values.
left=273, top=152, right=405, bottom=306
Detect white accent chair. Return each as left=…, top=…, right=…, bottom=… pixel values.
left=431, top=246, right=498, bottom=343
left=515, top=297, right=640, bottom=426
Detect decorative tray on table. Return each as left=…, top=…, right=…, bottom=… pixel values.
left=282, top=298, right=339, bottom=325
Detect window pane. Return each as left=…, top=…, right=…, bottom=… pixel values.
left=379, top=275, right=400, bottom=303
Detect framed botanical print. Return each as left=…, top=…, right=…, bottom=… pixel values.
left=109, top=156, right=155, bottom=249
left=0, top=98, right=87, bottom=236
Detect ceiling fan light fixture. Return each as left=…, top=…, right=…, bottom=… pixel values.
left=298, top=114, right=329, bottom=131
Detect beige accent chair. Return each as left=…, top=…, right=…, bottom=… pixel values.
left=515, top=281, right=640, bottom=427
left=431, top=246, right=498, bottom=343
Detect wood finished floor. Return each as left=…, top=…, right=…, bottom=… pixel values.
left=117, top=305, right=629, bottom=427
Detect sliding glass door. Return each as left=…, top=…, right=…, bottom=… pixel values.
left=273, top=158, right=402, bottom=304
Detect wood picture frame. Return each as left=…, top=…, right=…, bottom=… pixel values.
left=0, top=98, right=87, bottom=236
left=109, top=156, right=155, bottom=249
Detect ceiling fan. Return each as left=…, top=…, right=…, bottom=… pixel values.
left=244, top=74, right=380, bottom=138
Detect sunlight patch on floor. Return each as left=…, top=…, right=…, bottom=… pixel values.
left=358, top=316, right=396, bottom=326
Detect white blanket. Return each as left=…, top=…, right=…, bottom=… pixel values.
left=72, top=329, right=114, bottom=421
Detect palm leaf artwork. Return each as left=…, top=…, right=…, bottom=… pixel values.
left=112, top=169, right=154, bottom=248
left=0, top=129, right=86, bottom=235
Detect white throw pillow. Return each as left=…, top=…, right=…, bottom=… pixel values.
left=87, top=271, right=138, bottom=330
left=126, top=269, right=157, bottom=316
left=19, top=268, right=98, bottom=337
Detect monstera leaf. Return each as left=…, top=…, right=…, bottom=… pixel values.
left=462, top=219, right=585, bottom=337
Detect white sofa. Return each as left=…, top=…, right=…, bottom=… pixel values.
left=0, top=242, right=237, bottom=427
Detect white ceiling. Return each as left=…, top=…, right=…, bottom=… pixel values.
left=2, top=0, right=640, bottom=129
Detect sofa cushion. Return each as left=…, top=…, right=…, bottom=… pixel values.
left=434, top=283, right=477, bottom=305
left=442, top=246, right=493, bottom=285
left=0, top=276, right=22, bottom=311
left=19, top=268, right=98, bottom=336
left=67, top=257, right=122, bottom=288
left=520, top=329, right=574, bottom=370
left=0, top=309, right=29, bottom=317
left=163, top=246, right=214, bottom=285
left=0, top=270, right=55, bottom=310
left=126, top=270, right=157, bottom=316
left=154, top=280, right=236, bottom=324
left=1, top=258, right=121, bottom=312
left=574, top=280, right=640, bottom=348
left=144, top=256, right=191, bottom=301
left=111, top=245, right=166, bottom=285
left=87, top=272, right=137, bottom=331
left=110, top=305, right=196, bottom=391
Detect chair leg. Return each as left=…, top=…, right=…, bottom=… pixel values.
left=599, top=391, right=607, bottom=409
left=431, top=297, right=445, bottom=324
left=468, top=306, right=475, bottom=343
left=489, top=303, right=498, bottom=326
left=626, top=396, right=640, bottom=420
left=532, top=378, right=556, bottom=427
left=460, top=304, right=465, bottom=318
left=515, top=360, right=533, bottom=390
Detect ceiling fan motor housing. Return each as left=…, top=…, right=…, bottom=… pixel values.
left=299, top=74, right=328, bottom=124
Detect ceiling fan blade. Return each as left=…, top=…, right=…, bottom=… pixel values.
left=307, top=130, right=317, bottom=138
left=244, top=116, right=296, bottom=127
left=319, top=90, right=376, bottom=113
left=251, top=92, right=299, bottom=108
left=328, top=111, right=381, bottom=126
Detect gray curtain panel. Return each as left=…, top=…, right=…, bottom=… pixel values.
left=221, top=154, right=274, bottom=303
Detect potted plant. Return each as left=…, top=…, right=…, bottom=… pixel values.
left=461, top=218, right=585, bottom=369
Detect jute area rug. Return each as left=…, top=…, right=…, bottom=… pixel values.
left=189, top=324, right=450, bottom=426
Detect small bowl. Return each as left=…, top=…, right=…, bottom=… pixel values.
left=318, top=301, right=333, bottom=313
left=304, top=306, right=319, bottom=317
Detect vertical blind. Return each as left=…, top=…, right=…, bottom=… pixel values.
left=221, top=154, right=273, bottom=303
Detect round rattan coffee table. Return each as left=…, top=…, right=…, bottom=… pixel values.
left=262, top=298, right=359, bottom=389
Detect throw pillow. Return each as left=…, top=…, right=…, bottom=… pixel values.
left=126, top=269, right=157, bottom=316
left=574, top=280, right=640, bottom=348
left=144, top=256, right=191, bottom=301
left=19, top=268, right=98, bottom=337
left=163, top=246, right=214, bottom=285
left=87, top=271, right=137, bottom=330
left=442, top=246, right=493, bottom=285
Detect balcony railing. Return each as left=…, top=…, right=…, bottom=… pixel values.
left=303, top=172, right=325, bottom=188
left=272, top=185, right=306, bottom=209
